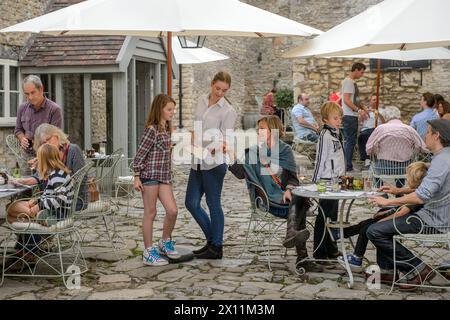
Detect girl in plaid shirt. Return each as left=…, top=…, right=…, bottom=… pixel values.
left=132, top=94, right=179, bottom=266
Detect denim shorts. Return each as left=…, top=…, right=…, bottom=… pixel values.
left=140, top=178, right=160, bottom=186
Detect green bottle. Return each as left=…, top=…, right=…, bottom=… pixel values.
left=12, top=162, right=21, bottom=178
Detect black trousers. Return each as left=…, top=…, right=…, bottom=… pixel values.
left=313, top=199, right=339, bottom=259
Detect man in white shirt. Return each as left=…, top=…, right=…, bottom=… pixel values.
left=341, top=62, right=369, bottom=172
left=291, top=93, right=320, bottom=142
left=358, top=94, right=385, bottom=167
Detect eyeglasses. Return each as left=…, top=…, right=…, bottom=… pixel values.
left=41, top=135, right=54, bottom=144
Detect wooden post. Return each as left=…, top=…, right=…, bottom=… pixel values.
left=167, top=32, right=172, bottom=96
left=375, top=58, right=381, bottom=127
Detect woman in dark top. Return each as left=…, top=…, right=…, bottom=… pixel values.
left=229, top=115, right=311, bottom=268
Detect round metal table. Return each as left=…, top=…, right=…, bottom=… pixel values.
left=292, top=185, right=383, bottom=288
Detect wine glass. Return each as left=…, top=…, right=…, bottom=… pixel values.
left=297, top=166, right=308, bottom=185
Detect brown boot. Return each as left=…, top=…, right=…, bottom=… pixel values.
left=283, top=200, right=310, bottom=248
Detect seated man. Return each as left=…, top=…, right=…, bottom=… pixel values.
left=366, top=106, right=427, bottom=187
left=229, top=115, right=312, bottom=270
left=410, top=92, right=439, bottom=140
left=291, top=93, right=320, bottom=142
left=368, top=119, right=450, bottom=291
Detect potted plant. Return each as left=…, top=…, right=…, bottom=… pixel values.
left=275, top=88, right=294, bottom=132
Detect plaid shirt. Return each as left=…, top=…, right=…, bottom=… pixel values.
left=132, top=126, right=172, bottom=184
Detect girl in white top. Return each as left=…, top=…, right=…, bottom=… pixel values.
left=185, top=71, right=237, bottom=259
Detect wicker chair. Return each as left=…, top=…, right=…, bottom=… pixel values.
left=390, top=193, right=450, bottom=293
left=0, top=162, right=93, bottom=288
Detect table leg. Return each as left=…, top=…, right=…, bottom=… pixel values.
left=339, top=199, right=354, bottom=288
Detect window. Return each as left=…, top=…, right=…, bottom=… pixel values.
left=0, top=60, right=21, bottom=125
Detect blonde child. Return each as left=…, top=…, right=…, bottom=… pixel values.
left=7, top=144, right=72, bottom=227
left=336, top=162, right=429, bottom=271
left=312, top=102, right=345, bottom=265
left=132, top=94, right=179, bottom=266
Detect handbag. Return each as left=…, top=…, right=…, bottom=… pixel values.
left=87, top=177, right=99, bottom=202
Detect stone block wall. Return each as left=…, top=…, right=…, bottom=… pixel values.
left=0, top=0, right=50, bottom=59
left=91, top=80, right=107, bottom=144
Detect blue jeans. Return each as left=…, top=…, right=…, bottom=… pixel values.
left=301, top=132, right=319, bottom=143
left=343, top=116, right=359, bottom=171
left=366, top=214, right=423, bottom=273
left=185, top=164, right=227, bottom=247
left=357, top=128, right=374, bottom=161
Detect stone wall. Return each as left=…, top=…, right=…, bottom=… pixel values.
left=173, top=36, right=247, bottom=131
left=91, top=80, right=107, bottom=144
left=0, top=0, right=50, bottom=59
left=182, top=0, right=450, bottom=126
left=0, top=0, right=51, bottom=167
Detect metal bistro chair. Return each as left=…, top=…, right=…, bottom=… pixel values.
left=368, top=136, right=420, bottom=189
left=114, top=156, right=144, bottom=217
left=390, top=193, right=450, bottom=293
left=241, top=180, right=289, bottom=271
left=5, top=134, right=34, bottom=176
left=291, top=137, right=316, bottom=165
left=75, top=149, right=126, bottom=254
left=0, top=162, right=93, bottom=289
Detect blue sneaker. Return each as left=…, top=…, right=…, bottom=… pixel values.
left=329, top=228, right=340, bottom=242
left=142, top=246, right=169, bottom=266
left=338, top=254, right=363, bottom=272
left=158, top=239, right=181, bottom=259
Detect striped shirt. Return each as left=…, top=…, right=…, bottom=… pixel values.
left=132, top=125, right=172, bottom=184
left=415, top=147, right=450, bottom=232
left=366, top=119, right=427, bottom=162
left=410, top=108, right=439, bottom=140
left=38, top=169, right=73, bottom=216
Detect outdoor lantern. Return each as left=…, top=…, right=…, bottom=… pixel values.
left=177, top=36, right=206, bottom=48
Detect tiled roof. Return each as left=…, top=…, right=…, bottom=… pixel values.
left=20, top=0, right=126, bottom=67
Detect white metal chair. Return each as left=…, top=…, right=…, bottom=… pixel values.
left=75, top=149, right=126, bottom=254
left=0, top=162, right=92, bottom=288
left=5, top=134, right=34, bottom=176
left=291, top=137, right=316, bottom=165
left=390, top=193, right=450, bottom=293
left=368, top=136, right=419, bottom=188
left=114, top=156, right=143, bottom=217
left=241, top=180, right=289, bottom=271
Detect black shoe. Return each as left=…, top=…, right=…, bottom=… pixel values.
left=192, top=242, right=210, bottom=255
left=194, top=244, right=222, bottom=259
left=283, top=229, right=310, bottom=249
left=295, top=257, right=324, bottom=273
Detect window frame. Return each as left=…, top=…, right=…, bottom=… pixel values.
left=0, top=59, right=22, bottom=127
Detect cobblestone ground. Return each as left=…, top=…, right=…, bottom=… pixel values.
left=0, top=162, right=449, bottom=300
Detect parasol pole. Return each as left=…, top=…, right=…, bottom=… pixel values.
left=167, top=32, right=172, bottom=96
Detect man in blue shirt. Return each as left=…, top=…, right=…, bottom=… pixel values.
left=410, top=92, right=439, bottom=140
left=291, top=93, right=320, bottom=142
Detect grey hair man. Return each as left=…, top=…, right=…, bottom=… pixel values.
left=14, top=75, right=62, bottom=151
